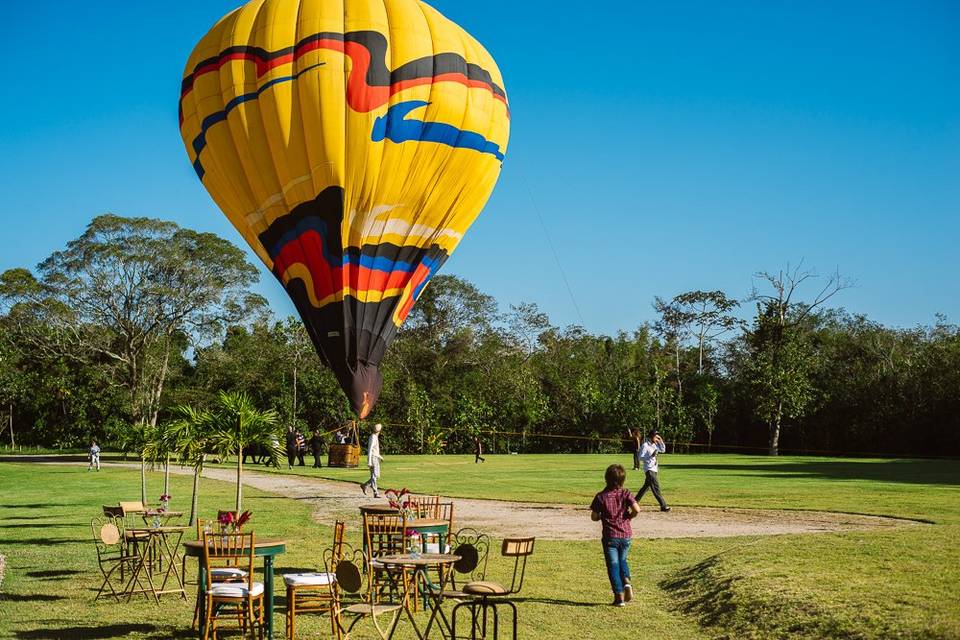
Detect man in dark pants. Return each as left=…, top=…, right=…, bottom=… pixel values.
left=310, top=429, right=324, bottom=468
left=635, top=429, right=670, bottom=512
left=285, top=427, right=297, bottom=469
left=474, top=437, right=486, bottom=463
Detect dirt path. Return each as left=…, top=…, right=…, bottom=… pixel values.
left=112, top=463, right=917, bottom=540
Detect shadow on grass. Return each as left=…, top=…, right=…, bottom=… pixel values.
left=510, top=596, right=605, bottom=608
left=14, top=624, right=157, bottom=639
left=0, top=537, right=76, bottom=545
left=0, top=504, right=71, bottom=509
left=659, top=556, right=736, bottom=626
left=25, top=569, right=83, bottom=579
left=676, top=458, right=960, bottom=486
left=0, top=523, right=72, bottom=529
left=0, top=593, right=65, bottom=602
left=0, top=515, right=58, bottom=521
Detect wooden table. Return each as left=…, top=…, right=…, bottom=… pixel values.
left=359, top=503, right=400, bottom=515
left=182, top=537, right=286, bottom=640
left=377, top=553, right=460, bottom=640
left=141, top=510, right=184, bottom=527
left=124, top=526, right=188, bottom=603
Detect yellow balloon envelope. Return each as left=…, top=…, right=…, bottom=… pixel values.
left=179, top=0, right=509, bottom=416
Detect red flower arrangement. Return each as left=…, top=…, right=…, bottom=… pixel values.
left=218, top=510, right=252, bottom=532
left=384, top=488, right=412, bottom=511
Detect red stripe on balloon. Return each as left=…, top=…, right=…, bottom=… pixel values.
left=181, top=39, right=506, bottom=114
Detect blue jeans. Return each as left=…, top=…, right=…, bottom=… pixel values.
left=602, top=538, right=632, bottom=594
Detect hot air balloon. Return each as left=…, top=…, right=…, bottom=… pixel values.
left=179, top=0, right=510, bottom=418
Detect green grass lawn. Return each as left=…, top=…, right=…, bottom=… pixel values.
left=0, top=455, right=958, bottom=639
left=226, top=453, right=960, bottom=523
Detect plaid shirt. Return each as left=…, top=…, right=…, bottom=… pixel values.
left=590, top=488, right=634, bottom=539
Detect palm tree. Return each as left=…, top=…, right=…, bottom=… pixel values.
left=117, top=422, right=157, bottom=505
left=145, top=421, right=179, bottom=498
left=166, top=405, right=214, bottom=527
left=207, top=391, right=282, bottom=512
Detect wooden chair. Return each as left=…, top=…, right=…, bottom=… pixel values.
left=189, top=518, right=250, bottom=630
left=363, top=513, right=409, bottom=603
left=453, top=537, right=536, bottom=640
left=284, top=521, right=345, bottom=639
left=326, top=543, right=403, bottom=640
left=422, top=502, right=455, bottom=554
left=201, top=531, right=263, bottom=640
left=411, top=495, right=441, bottom=518
left=91, top=517, right=141, bottom=601
left=119, top=501, right=147, bottom=518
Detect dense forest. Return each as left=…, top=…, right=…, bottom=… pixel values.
left=1, top=215, right=957, bottom=457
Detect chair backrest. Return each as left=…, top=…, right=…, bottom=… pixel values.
left=411, top=495, right=440, bottom=518
left=91, top=517, right=123, bottom=548
left=196, top=518, right=213, bottom=539
left=451, top=528, right=490, bottom=585
left=363, top=513, right=407, bottom=558
left=203, top=531, right=256, bottom=591
left=501, top=537, right=535, bottom=595
left=324, top=543, right=371, bottom=606
left=331, top=520, right=346, bottom=562
left=102, top=505, right=124, bottom=519
left=119, top=501, right=146, bottom=515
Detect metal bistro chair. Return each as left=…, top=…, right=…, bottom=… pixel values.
left=452, top=537, right=536, bottom=640
left=284, top=521, right=346, bottom=639
left=437, top=528, right=491, bottom=638
left=201, top=531, right=264, bottom=640
left=326, top=543, right=403, bottom=640
left=91, top=516, right=143, bottom=601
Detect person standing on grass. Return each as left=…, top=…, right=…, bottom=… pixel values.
left=635, top=429, right=670, bottom=512
left=590, top=464, right=639, bottom=607
left=310, top=428, right=324, bottom=468
left=360, top=423, right=384, bottom=498
left=285, top=427, right=297, bottom=469
left=88, top=440, right=101, bottom=471
left=474, top=436, right=486, bottom=463
left=627, top=429, right=642, bottom=470
left=294, top=429, right=307, bottom=466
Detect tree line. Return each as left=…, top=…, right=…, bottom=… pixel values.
left=1, top=215, right=957, bottom=458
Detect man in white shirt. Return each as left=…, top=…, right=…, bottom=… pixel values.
left=360, top=423, right=384, bottom=498
left=635, top=430, right=670, bottom=512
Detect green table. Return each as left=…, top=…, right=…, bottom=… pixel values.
left=182, top=537, right=286, bottom=639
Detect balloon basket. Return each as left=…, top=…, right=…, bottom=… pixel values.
left=328, top=444, right=360, bottom=468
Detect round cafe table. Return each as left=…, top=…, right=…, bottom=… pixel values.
left=183, top=537, right=286, bottom=640
left=358, top=503, right=400, bottom=515
left=377, top=553, right=460, bottom=640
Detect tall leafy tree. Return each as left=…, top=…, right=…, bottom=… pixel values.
left=0, top=214, right=266, bottom=429
left=745, top=264, right=849, bottom=454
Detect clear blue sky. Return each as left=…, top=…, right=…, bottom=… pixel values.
left=1, top=1, right=957, bottom=334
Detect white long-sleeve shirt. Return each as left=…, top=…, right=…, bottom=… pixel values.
left=639, top=439, right=666, bottom=472
left=367, top=434, right=382, bottom=464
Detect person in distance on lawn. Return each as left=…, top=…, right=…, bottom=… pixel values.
left=88, top=440, right=101, bottom=471
left=474, top=436, right=486, bottom=463
left=360, top=423, right=384, bottom=498
left=635, top=429, right=670, bottom=512
left=627, top=429, right=642, bottom=470
left=310, top=428, right=324, bottom=468
left=591, top=464, right=640, bottom=607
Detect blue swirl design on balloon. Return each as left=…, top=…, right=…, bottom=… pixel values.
left=371, top=100, right=505, bottom=161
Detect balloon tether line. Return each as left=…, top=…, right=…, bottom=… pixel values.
left=521, top=174, right=586, bottom=326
